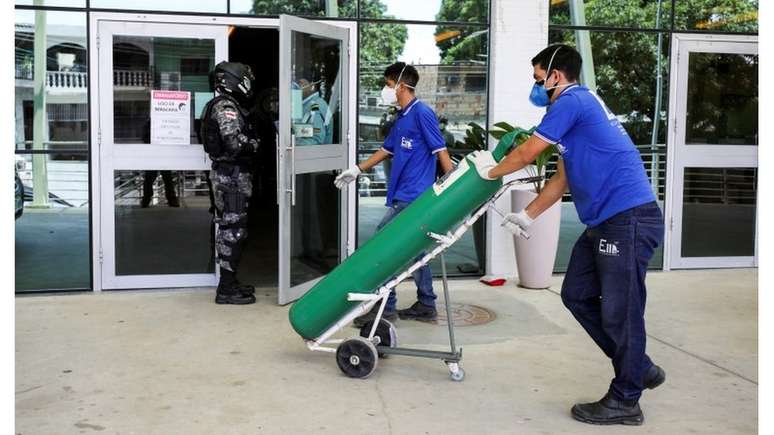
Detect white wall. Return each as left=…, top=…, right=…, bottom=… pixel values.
left=486, top=0, right=549, bottom=278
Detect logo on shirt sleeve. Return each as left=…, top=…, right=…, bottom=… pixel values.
left=401, top=137, right=413, bottom=150
left=556, top=143, right=567, bottom=155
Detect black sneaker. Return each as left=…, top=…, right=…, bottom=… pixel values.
left=571, top=393, right=644, bottom=426
left=353, top=305, right=397, bottom=328
left=644, top=364, right=666, bottom=390
left=397, top=301, right=437, bottom=322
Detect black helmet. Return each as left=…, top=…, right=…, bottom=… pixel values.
left=211, top=61, right=255, bottom=104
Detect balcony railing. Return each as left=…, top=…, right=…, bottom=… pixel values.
left=113, top=69, right=152, bottom=88
left=15, top=65, right=153, bottom=89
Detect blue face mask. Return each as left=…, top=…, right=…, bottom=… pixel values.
left=529, top=82, right=550, bottom=107
left=528, top=46, right=570, bottom=108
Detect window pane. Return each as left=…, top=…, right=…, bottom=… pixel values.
left=114, top=170, right=215, bottom=276
left=686, top=52, right=758, bottom=145
left=675, top=0, right=758, bottom=32
left=549, top=0, right=671, bottom=30
left=15, top=153, right=90, bottom=291
left=681, top=168, right=756, bottom=257
left=357, top=23, right=488, bottom=275
left=90, top=0, right=227, bottom=13
left=113, top=36, right=215, bottom=145
left=291, top=172, right=341, bottom=287
left=290, top=31, right=341, bottom=146
left=359, top=0, right=488, bottom=24
left=230, top=0, right=356, bottom=18
left=15, top=10, right=88, bottom=152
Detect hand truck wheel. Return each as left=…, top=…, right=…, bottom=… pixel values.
left=336, top=337, right=379, bottom=379
left=447, top=361, right=465, bottom=382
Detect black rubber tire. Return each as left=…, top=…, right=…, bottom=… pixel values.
left=359, top=319, right=397, bottom=351
left=335, top=337, right=379, bottom=379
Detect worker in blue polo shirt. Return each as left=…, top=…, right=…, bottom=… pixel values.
left=469, top=44, right=665, bottom=426
left=334, top=62, right=454, bottom=327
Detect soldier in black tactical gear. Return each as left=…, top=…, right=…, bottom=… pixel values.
left=200, top=61, right=260, bottom=305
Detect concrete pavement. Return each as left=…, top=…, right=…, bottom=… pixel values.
left=16, top=268, right=757, bottom=434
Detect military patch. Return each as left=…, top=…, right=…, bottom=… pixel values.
left=223, top=110, right=237, bottom=120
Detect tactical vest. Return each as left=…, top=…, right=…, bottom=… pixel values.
left=199, top=95, right=254, bottom=158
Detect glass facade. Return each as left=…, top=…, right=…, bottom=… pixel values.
left=14, top=9, right=91, bottom=291
left=13, top=1, right=492, bottom=292
left=114, top=170, right=215, bottom=276
left=356, top=20, right=489, bottom=275
left=547, top=0, right=757, bottom=272
left=14, top=0, right=756, bottom=291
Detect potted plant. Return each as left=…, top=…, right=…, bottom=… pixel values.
left=490, top=122, right=562, bottom=289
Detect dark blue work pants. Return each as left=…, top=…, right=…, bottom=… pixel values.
left=561, top=201, right=664, bottom=403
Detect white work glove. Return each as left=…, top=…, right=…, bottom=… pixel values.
left=501, top=209, right=534, bottom=238
left=334, top=165, right=362, bottom=189
left=468, top=150, right=498, bottom=181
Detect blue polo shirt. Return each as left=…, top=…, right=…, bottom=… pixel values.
left=382, top=98, right=446, bottom=206
left=534, top=84, right=656, bottom=227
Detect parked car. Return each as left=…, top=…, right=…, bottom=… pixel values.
left=15, top=155, right=25, bottom=219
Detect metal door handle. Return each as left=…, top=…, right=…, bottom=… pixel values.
left=285, top=133, right=296, bottom=206
left=275, top=131, right=281, bottom=205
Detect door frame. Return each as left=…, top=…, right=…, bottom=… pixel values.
left=89, top=12, right=358, bottom=292
left=277, top=14, right=351, bottom=305
left=663, top=33, right=758, bottom=270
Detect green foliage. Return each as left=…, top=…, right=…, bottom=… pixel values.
left=435, top=0, right=489, bottom=64
left=490, top=123, right=554, bottom=193
left=357, top=0, right=408, bottom=90
left=251, top=0, right=355, bottom=16
left=460, top=122, right=554, bottom=193
left=549, top=0, right=757, bottom=145
left=252, top=0, right=409, bottom=91
left=454, top=122, right=488, bottom=151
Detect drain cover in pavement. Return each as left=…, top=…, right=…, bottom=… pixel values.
left=435, top=303, right=496, bottom=326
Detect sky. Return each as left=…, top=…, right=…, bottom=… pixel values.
left=384, top=0, right=443, bottom=64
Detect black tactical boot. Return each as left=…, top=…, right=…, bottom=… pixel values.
left=215, top=272, right=255, bottom=305
left=397, top=301, right=437, bottom=322
left=353, top=304, right=397, bottom=328
left=644, top=364, right=666, bottom=390
left=571, top=393, right=644, bottom=426
left=234, top=281, right=256, bottom=296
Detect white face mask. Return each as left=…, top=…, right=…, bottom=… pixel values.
left=381, top=84, right=398, bottom=105
left=380, top=64, right=415, bottom=107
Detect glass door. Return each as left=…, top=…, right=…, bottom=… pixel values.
left=278, top=15, right=350, bottom=304
left=666, top=35, right=758, bottom=269
left=97, top=20, right=227, bottom=289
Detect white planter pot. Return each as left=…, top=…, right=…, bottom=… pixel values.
left=511, top=189, right=561, bottom=289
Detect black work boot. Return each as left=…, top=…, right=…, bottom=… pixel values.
left=571, top=393, right=644, bottom=426
left=397, top=301, right=437, bottom=322
left=644, top=364, right=666, bottom=390
left=353, top=304, right=397, bottom=328
left=233, top=281, right=256, bottom=296
left=215, top=272, right=255, bottom=305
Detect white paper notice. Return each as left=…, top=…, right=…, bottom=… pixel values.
left=150, top=90, right=191, bottom=144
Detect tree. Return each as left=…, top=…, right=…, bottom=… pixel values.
left=251, top=0, right=408, bottom=90
left=434, top=0, right=488, bottom=64
left=356, top=0, right=408, bottom=90
left=549, top=0, right=758, bottom=145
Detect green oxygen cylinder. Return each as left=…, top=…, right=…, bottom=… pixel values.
left=289, top=130, right=528, bottom=340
